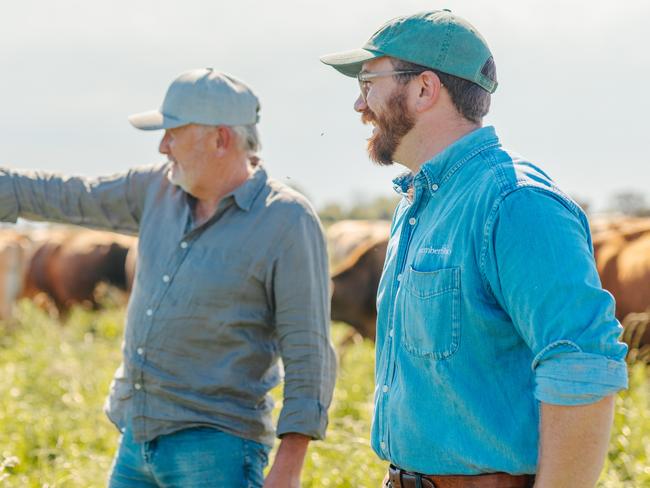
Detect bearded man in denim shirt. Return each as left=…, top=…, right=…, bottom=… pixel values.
left=322, top=10, right=628, bottom=488
left=0, top=69, right=336, bottom=488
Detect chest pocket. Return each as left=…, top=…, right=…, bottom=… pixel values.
left=399, top=265, right=461, bottom=360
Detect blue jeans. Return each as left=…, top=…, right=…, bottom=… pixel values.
left=108, top=426, right=271, bottom=488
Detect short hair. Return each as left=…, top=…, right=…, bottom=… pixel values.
left=231, top=124, right=261, bottom=155
left=391, top=57, right=496, bottom=124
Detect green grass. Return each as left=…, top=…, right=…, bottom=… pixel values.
left=0, top=301, right=648, bottom=487
left=0, top=302, right=122, bottom=487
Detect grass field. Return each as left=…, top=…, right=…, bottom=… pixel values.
left=0, top=301, right=648, bottom=487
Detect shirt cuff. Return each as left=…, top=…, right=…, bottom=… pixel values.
left=533, top=343, right=628, bottom=405
left=0, top=169, right=19, bottom=222
left=276, top=397, right=328, bottom=440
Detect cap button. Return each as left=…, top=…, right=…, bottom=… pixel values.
left=443, top=8, right=451, bottom=12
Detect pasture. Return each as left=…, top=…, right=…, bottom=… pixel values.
left=0, top=301, right=648, bottom=487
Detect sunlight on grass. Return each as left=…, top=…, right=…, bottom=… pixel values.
left=0, top=303, right=647, bottom=487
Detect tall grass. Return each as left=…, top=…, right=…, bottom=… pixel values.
left=0, top=301, right=648, bottom=487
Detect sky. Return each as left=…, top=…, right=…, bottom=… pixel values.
left=1, top=0, right=649, bottom=212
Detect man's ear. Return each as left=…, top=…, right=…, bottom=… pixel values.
left=214, top=126, right=232, bottom=156
left=413, top=71, right=444, bottom=113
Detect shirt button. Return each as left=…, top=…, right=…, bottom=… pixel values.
left=146, top=309, right=153, bottom=317
left=431, top=183, right=439, bottom=191
left=380, top=441, right=386, bottom=450
left=180, top=241, right=188, bottom=249
left=389, top=329, right=394, bottom=338
left=382, top=385, right=389, bottom=393
left=162, top=275, right=170, bottom=283
left=397, top=274, right=403, bottom=282
left=137, top=347, right=144, bottom=355
left=408, top=217, right=417, bottom=225
left=134, top=383, right=142, bottom=390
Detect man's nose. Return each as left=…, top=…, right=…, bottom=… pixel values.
left=159, top=131, right=170, bottom=155
left=354, top=94, right=367, bottom=113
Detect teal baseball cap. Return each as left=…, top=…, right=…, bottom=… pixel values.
left=128, top=68, right=260, bottom=131
left=320, top=10, right=497, bottom=93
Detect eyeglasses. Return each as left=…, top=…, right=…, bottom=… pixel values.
left=357, top=70, right=424, bottom=101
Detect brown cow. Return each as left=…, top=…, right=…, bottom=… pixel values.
left=21, top=228, right=136, bottom=314
left=125, top=243, right=138, bottom=292
left=0, top=230, right=32, bottom=321
left=621, top=312, right=650, bottom=362
left=331, top=238, right=388, bottom=341
left=326, top=219, right=390, bottom=268
left=592, top=219, right=650, bottom=321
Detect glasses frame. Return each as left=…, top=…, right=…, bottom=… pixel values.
left=356, top=69, right=425, bottom=101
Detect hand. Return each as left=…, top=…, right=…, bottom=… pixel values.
left=263, top=433, right=310, bottom=488
left=263, top=467, right=301, bottom=488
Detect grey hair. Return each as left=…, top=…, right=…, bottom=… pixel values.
left=231, top=124, right=261, bottom=155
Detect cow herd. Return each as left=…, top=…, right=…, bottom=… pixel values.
left=1, top=217, right=649, bottom=359
left=0, top=226, right=136, bottom=319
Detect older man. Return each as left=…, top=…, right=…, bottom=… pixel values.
left=321, top=10, right=628, bottom=488
left=0, top=68, right=336, bottom=487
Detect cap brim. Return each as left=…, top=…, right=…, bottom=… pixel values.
left=320, top=48, right=382, bottom=77
left=128, top=110, right=187, bottom=131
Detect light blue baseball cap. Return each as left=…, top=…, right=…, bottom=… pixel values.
left=321, top=10, right=497, bottom=93
left=129, top=68, right=260, bottom=130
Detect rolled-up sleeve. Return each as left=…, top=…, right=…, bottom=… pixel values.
left=484, top=188, right=628, bottom=405
left=271, top=210, right=336, bottom=440
left=0, top=165, right=158, bottom=234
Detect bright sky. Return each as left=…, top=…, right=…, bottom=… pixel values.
left=1, top=0, right=648, bottom=212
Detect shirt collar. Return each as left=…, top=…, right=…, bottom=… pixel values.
left=182, top=163, right=267, bottom=214
left=392, top=126, right=501, bottom=197
left=228, top=164, right=268, bottom=212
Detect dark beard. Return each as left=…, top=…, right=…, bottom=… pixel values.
left=362, top=90, right=415, bottom=166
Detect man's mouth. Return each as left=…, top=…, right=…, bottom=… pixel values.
left=361, top=110, right=376, bottom=126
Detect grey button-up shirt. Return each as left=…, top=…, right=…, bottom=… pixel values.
left=0, top=163, right=336, bottom=446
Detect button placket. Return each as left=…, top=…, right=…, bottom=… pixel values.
left=382, top=181, right=426, bottom=463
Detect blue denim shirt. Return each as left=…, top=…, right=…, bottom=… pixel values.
left=371, top=126, right=628, bottom=475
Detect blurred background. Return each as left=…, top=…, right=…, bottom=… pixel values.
left=1, top=1, right=649, bottom=486
left=1, top=0, right=649, bottom=214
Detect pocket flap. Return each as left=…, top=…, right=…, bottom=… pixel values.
left=403, top=266, right=460, bottom=298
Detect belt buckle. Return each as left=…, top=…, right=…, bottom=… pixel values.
left=388, top=465, right=437, bottom=488
left=406, top=472, right=435, bottom=488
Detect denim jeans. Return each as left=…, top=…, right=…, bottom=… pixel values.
left=108, top=426, right=270, bottom=488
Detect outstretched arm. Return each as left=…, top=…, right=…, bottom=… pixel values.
left=0, top=165, right=160, bottom=233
